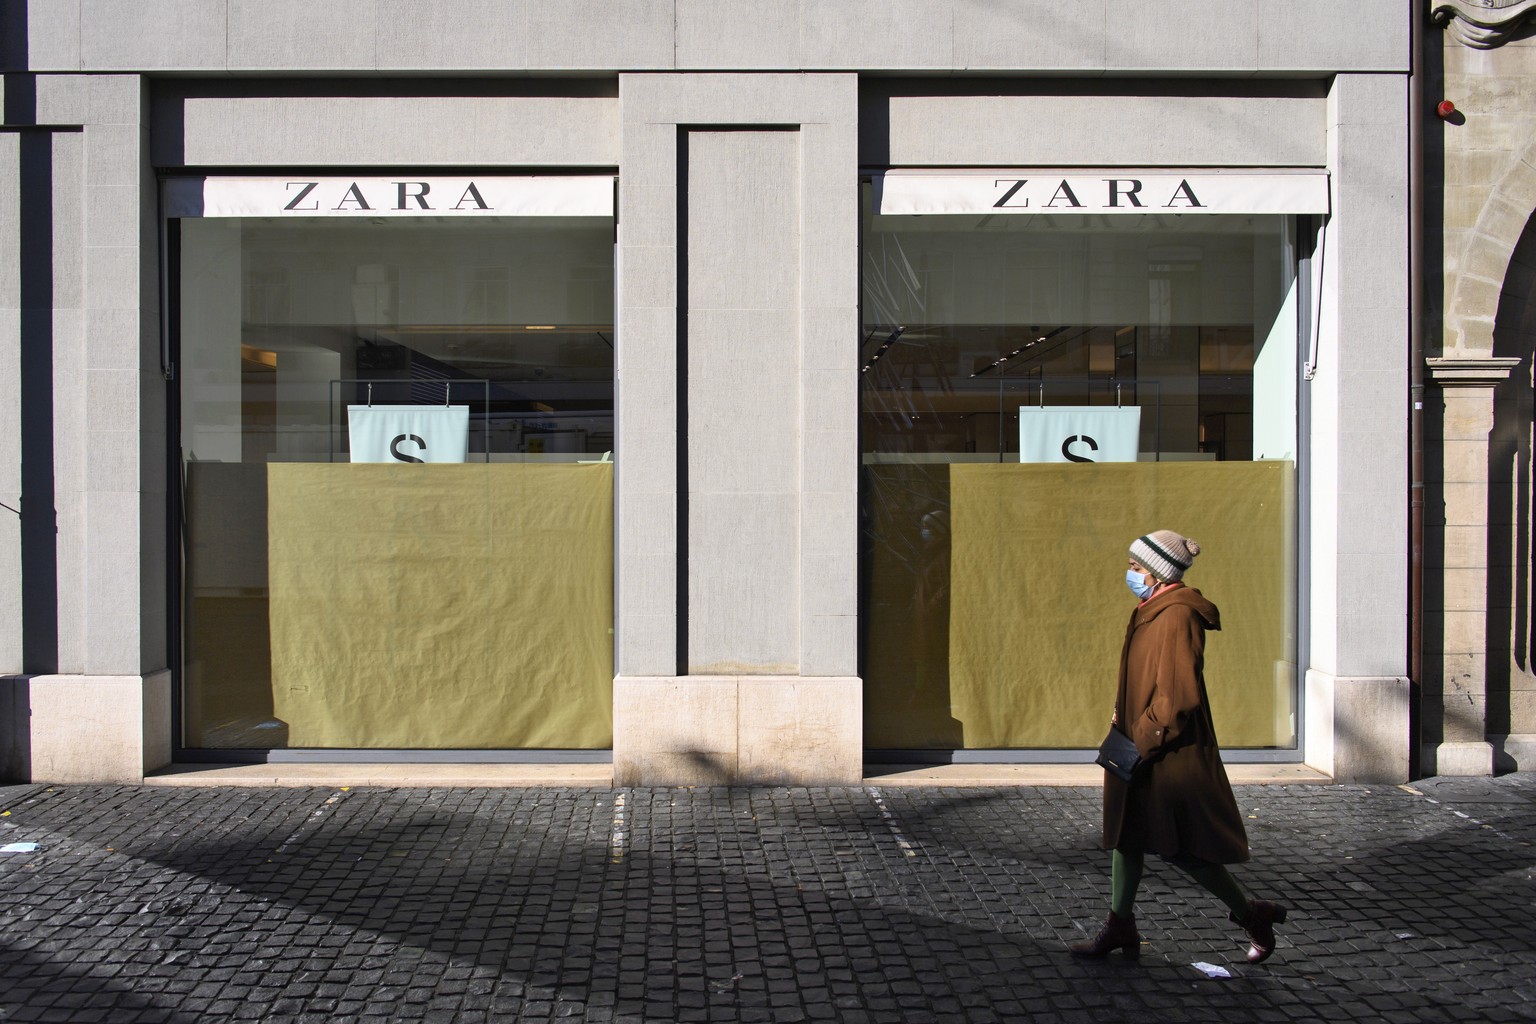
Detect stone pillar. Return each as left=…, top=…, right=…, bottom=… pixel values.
left=611, top=74, right=862, bottom=786
left=0, top=74, right=172, bottom=783
left=1424, top=356, right=1522, bottom=775
left=1302, top=73, right=1413, bottom=784
left=0, top=126, right=21, bottom=673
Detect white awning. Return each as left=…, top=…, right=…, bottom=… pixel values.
left=164, top=175, right=614, bottom=218
left=873, top=170, right=1330, bottom=216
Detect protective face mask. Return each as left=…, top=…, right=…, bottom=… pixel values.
left=1126, top=569, right=1156, bottom=600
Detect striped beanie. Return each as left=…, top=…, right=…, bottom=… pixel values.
left=1129, top=530, right=1201, bottom=582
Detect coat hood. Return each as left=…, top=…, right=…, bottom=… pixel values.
left=1136, top=584, right=1221, bottom=631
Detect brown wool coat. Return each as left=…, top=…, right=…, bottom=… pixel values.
left=1102, top=584, right=1251, bottom=864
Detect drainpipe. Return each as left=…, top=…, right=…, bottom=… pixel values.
left=1409, top=0, right=1427, bottom=779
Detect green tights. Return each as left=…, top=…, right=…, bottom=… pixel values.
left=1110, top=848, right=1249, bottom=922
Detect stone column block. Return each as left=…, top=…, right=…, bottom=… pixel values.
left=1421, top=357, right=1523, bottom=776
left=1, top=672, right=171, bottom=783
left=613, top=675, right=862, bottom=786
left=1304, top=670, right=1411, bottom=783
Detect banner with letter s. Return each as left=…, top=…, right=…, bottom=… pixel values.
left=1018, top=406, right=1141, bottom=464
left=347, top=405, right=469, bottom=463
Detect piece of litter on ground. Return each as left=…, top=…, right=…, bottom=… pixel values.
left=1396, top=932, right=1415, bottom=940
left=1, top=842, right=39, bottom=853
left=1191, top=962, right=1232, bottom=979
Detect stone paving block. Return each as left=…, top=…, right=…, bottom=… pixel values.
left=1, top=779, right=1535, bottom=1020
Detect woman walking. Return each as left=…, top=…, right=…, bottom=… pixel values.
left=1070, top=530, right=1287, bottom=964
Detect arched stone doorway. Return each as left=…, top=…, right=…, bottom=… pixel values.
left=1488, top=206, right=1536, bottom=767
left=1426, top=129, right=1536, bottom=773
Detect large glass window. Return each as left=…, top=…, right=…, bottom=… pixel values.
left=861, top=188, right=1299, bottom=752
left=178, top=214, right=615, bottom=750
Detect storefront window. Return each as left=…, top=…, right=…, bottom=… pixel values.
left=178, top=210, right=615, bottom=750
left=861, top=184, right=1299, bottom=752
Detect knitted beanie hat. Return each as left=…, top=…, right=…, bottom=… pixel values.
left=1129, top=530, right=1201, bottom=582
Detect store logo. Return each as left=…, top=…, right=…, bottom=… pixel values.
left=348, top=405, right=468, bottom=463
left=992, top=178, right=1205, bottom=210
left=390, top=434, right=427, bottom=463
left=282, top=180, right=493, bottom=212
left=1019, top=407, right=1140, bottom=464
left=1061, top=434, right=1100, bottom=463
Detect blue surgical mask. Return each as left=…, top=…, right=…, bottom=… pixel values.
left=1126, top=569, right=1155, bottom=600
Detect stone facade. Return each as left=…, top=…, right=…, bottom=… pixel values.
left=2, top=1, right=1415, bottom=784
left=1426, top=10, right=1536, bottom=773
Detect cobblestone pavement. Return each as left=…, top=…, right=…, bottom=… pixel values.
left=1, top=774, right=1534, bottom=1023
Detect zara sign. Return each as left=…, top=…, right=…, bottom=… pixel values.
left=875, top=170, right=1331, bottom=216
left=163, top=175, right=614, bottom=218
left=279, top=179, right=495, bottom=212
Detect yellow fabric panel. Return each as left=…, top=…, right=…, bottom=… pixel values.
left=267, top=463, right=614, bottom=748
left=183, top=461, right=279, bottom=747
left=945, top=461, right=1294, bottom=749
left=184, top=596, right=279, bottom=747
left=862, top=464, right=962, bottom=748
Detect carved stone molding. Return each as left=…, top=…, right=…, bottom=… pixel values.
left=1425, top=355, right=1524, bottom=386
left=1432, top=0, right=1536, bottom=49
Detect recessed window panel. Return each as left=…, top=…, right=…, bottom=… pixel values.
left=178, top=214, right=615, bottom=750
left=861, top=187, right=1299, bottom=751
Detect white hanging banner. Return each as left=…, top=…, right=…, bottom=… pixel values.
left=165, top=176, right=614, bottom=218
left=1019, top=406, right=1142, bottom=464
left=875, top=170, right=1330, bottom=216
left=348, top=405, right=470, bottom=464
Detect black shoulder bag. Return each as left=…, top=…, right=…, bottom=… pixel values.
left=1095, top=726, right=1142, bottom=782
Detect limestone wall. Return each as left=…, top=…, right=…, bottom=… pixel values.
left=1433, top=24, right=1536, bottom=765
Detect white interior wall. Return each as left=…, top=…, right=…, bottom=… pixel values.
left=272, top=350, right=339, bottom=461
left=179, top=219, right=243, bottom=463
left=864, top=219, right=1279, bottom=327
left=1252, top=222, right=1299, bottom=461
left=239, top=221, right=615, bottom=328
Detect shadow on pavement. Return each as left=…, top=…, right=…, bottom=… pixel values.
left=1, top=784, right=1533, bottom=1022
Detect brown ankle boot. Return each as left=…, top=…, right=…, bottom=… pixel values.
left=1233, top=899, right=1287, bottom=963
left=1069, top=911, right=1140, bottom=957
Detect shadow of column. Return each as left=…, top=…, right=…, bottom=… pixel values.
left=14, top=94, right=59, bottom=676
left=1489, top=208, right=1536, bottom=764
